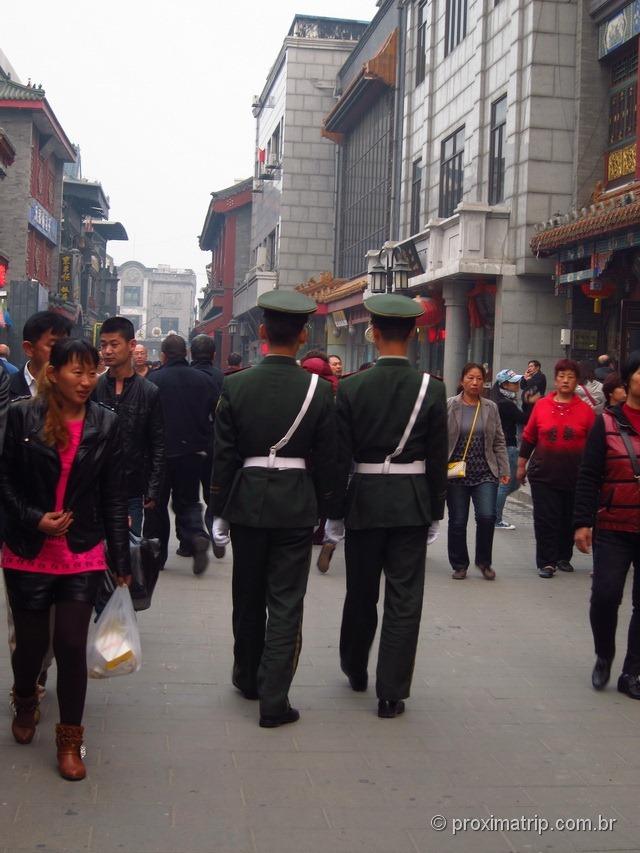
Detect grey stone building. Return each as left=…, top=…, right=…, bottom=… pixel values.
left=396, top=0, right=578, bottom=390
left=117, top=262, right=197, bottom=362
left=233, top=13, right=368, bottom=362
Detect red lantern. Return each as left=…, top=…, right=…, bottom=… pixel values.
left=580, top=279, right=615, bottom=314
left=414, top=296, right=444, bottom=328
left=0, top=261, right=7, bottom=287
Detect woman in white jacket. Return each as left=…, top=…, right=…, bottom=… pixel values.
left=576, top=361, right=605, bottom=414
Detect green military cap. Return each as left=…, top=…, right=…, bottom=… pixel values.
left=364, top=293, right=424, bottom=318
left=258, top=288, right=318, bottom=314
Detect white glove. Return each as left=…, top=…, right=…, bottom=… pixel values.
left=324, top=519, right=345, bottom=544
left=427, top=520, right=440, bottom=545
left=212, top=517, right=230, bottom=548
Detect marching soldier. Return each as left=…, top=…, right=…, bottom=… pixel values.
left=210, top=290, right=337, bottom=728
left=326, top=293, right=448, bottom=718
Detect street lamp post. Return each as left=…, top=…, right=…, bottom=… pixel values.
left=367, top=241, right=411, bottom=294
left=227, top=318, right=239, bottom=351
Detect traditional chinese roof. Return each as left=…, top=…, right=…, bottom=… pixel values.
left=199, top=178, right=253, bottom=251
left=530, top=190, right=640, bottom=256
left=0, top=71, right=75, bottom=162
left=297, top=272, right=367, bottom=303
left=64, top=177, right=109, bottom=219
left=0, top=76, right=45, bottom=101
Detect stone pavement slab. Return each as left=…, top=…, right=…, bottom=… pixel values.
left=1, top=500, right=639, bottom=853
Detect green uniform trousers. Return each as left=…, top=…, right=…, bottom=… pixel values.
left=230, top=525, right=313, bottom=717
left=339, top=526, right=428, bottom=701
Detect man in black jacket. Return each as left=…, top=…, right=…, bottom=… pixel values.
left=9, top=311, right=72, bottom=400
left=520, top=359, right=547, bottom=419
left=95, top=316, right=165, bottom=537
left=190, top=335, right=223, bottom=518
left=148, top=334, right=218, bottom=574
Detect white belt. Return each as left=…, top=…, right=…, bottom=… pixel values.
left=243, top=456, right=307, bottom=470
left=355, top=460, right=426, bottom=475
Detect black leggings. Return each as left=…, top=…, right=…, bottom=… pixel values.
left=12, top=601, right=93, bottom=726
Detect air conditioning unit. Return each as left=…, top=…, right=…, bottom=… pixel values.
left=256, top=246, right=268, bottom=269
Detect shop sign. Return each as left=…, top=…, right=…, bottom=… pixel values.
left=598, top=1, right=640, bottom=58
left=58, top=252, right=81, bottom=302
left=332, top=309, right=348, bottom=328
left=607, top=143, right=636, bottom=182
left=28, top=199, right=59, bottom=244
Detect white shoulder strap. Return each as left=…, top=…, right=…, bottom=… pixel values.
left=267, top=373, right=319, bottom=468
left=383, top=373, right=430, bottom=474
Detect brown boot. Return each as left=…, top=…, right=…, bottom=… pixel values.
left=10, top=690, right=40, bottom=745
left=55, top=724, right=86, bottom=781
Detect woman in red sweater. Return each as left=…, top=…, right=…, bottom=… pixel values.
left=1, top=339, right=130, bottom=780
left=517, top=359, right=595, bottom=578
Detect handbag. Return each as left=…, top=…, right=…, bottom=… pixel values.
left=99, top=531, right=162, bottom=614
left=448, top=402, right=481, bottom=479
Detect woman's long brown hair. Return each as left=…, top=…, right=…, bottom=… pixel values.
left=37, top=338, right=99, bottom=449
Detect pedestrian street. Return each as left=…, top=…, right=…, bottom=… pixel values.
left=1, top=499, right=639, bottom=853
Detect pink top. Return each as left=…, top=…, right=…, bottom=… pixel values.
left=2, top=419, right=106, bottom=575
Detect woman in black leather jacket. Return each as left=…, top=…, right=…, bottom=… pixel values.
left=0, top=339, right=130, bottom=781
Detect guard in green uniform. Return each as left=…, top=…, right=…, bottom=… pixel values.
left=211, top=289, right=337, bottom=728
left=327, top=293, right=448, bottom=718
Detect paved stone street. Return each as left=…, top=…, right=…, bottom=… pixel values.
left=1, top=497, right=639, bottom=853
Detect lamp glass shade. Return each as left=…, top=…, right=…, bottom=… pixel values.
left=228, top=319, right=239, bottom=335
left=392, top=259, right=410, bottom=291
left=369, top=261, right=387, bottom=294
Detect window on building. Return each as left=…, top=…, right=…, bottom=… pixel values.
left=161, top=317, right=180, bottom=334
left=439, top=127, right=465, bottom=218
left=489, top=96, right=507, bottom=205
left=123, top=285, right=142, bottom=306
left=445, top=0, right=467, bottom=57
left=415, top=1, right=428, bottom=85
left=608, top=48, right=638, bottom=148
left=410, top=158, right=423, bottom=234
left=337, top=90, right=394, bottom=279
left=266, top=228, right=278, bottom=270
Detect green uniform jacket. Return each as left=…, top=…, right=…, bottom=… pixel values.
left=334, top=357, right=448, bottom=529
left=211, top=355, right=337, bottom=528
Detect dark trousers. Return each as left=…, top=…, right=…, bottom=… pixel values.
left=144, top=453, right=207, bottom=567
left=591, top=529, right=640, bottom=675
left=339, top=526, right=428, bottom=701
left=446, top=480, right=497, bottom=570
left=230, top=525, right=313, bottom=716
left=530, top=482, right=574, bottom=568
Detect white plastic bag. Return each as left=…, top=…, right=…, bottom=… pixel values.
left=87, top=585, right=142, bottom=678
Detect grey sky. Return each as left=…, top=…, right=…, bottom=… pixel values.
left=3, top=1, right=376, bottom=295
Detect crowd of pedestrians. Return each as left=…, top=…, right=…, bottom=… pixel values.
left=0, top=304, right=638, bottom=785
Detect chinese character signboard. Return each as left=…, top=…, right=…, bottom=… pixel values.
left=28, top=199, right=59, bottom=244
left=58, top=252, right=81, bottom=303
left=599, top=0, right=640, bottom=57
